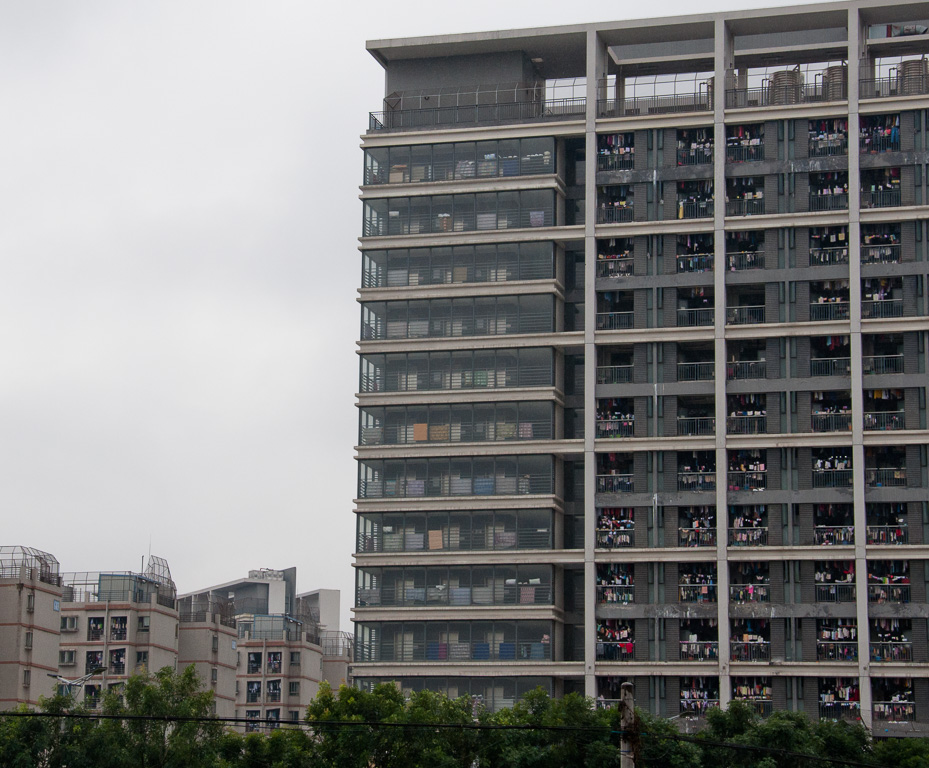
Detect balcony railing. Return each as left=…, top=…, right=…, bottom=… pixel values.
left=730, top=583, right=769, bottom=602
left=678, top=361, right=715, bottom=382
left=596, top=312, right=634, bottom=331
left=864, top=411, right=904, bottom=431
left=872, top=701, right=915, bottom=722
left=679, top=584, right=717, bottom=603
left=680, top=699, right=720, bottom=716
left=359, top=474, right=553, bottom=499
left=362, top=526, right=552, bottom=553
left=596, top=419, right=634, bottom=438
left=810, top=302, right=850, bottom=321
left=597, top=153, right=634, bottom=171
left=677, top=308, right=714, bottom=327
left=597, top=526, right=634, bottom=548
left=596, top=642, right=635, bottom=661
left=110, top=630, right=127, bottom=641
left=868, top=584, right=910, bottom=603
left=367, top=311, right=552, bottom=340
left=363, top=419, right=553, bottom=446
left=813, top=526, right=855, bottom=545
left=816, top=583, right=856, bottom=602
left=809, top=194, right=849, bottom=211
left=597, top=206, right=634, bottom=224
left=369, top=97, right=587, bottom=132
left=357, top=639, right=553, bottom=663
left=810, top=247, right=849, bottom=266
left=726, top=144, right=764, bottom=163
left=677, top=147, right=713, bottom=166
left=870, top=642, right=912, bottom=662
left=861, top=189, right=902, bottom=209
left=678, top=200, right=714, bottom=219
left=726, top=199, right=765, bottom=217
left=727, top=306, right=765, bottom=325
left=730, top=641, right=770, bottom=662
left=88, top=629, right=104, bottom=642
left=727, top=360, right=765, bottom=380
left=679, top=528, right=716, bottom=547
left=727, top=470, right=766, bottom=491
left=726, top=82, right=845, bottom=108
left=727, top=251, right=764, bottom=271
left=811, top=358, right=850, bottom=377
left=820, top=702, right=861, bottom=721
left=862, top=299, right=903, bottom=319
left=677, top=253, right=713, bottom=273
left=867, top=525, right=908, bottom=545
left=597, top=365, right=633, bottom=384
left=680, top=641, right=719, bottom=661
left=729, top=527, right=767, bottom=546
left=866, top=467, right=906, bottom=487
left=363, top=364, right=552, bottom=394
left=364, top=207, right=554, bottom=237
left=812, top=468, right=853, bottom=488
left=727, top=415, right=766, bottom=435
left=597, top=91, right=711, bottom=118
left=358, top=583, right=553, bottom=608
left=677, top=417, right=715, bottom=436
left=678, top=471, right=716, bottom=492
left=597, top=474, right=634, bottom=493
left=860, top=134, right=900, bottom=153
left=818, top=642, right=858, bottom=661
left=109, top=663, right=126, bottom=675
left=596, top=585, right=634, bottom=604
left=596, top=258, right=634, bottom=278
left=861, top=244, right=900, bottom=264
left=863, top=355, right=903, bottom=375
left=812, top=412, right=852, bottom=432
left=810, top=136, right=848, bottom=157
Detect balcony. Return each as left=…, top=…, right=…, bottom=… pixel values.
left=729, top=527, right=767, bottom=546
left=726, top=144, right=763, bottom=162
left=598, top=154, right=634, bottom=172
left=596, top=642, right=635, bottom=661
left=727, top=415, right=766, bottom=435
left=730, top=642, right=770, bottom=662
left=864, top=411, right=904, bottom=431
left=358, top=639, right=552, bottom=663
left=110, top=630, right=127, bottom=641
left=678, top=362, right=714, bottom=382
left=596, top=585, right=634, bottom=604
left=813, top=526, right=855, bottom=545
left=867, top=525, right=908, bottom=545
left=597, top=474, right=634, bottom=493
left=809, top=193, right=848, bottom=212
left=596, top=312, right=634, bottom=331
left=358, top=583, right=552, bottom=608
left=597, top=90, right=711, bottom=118
left=677, top=308, right=714, bottom=327
left=726, top=306, right=765, bottom=325
left=596, top=418, right=634, bottom=439
left=812, top=468, right=853, bottom=488
left=725, top=199, right=764, bottom=217
left=266, top=691, right=282, bottom=703
left=677, top=254, right=713, bottom=274
left=862, top=299, right=903, bottom=319
left=810, top=358, right=850, bottom=377
left=726, top=80, right=846, bottom=108
left=677, top=417, right=715, bottom=437
left=810, top=136, right=848, bottom=157
left=677, top=147, right=713, bottom=166
left=860, top=133, right=899, bottom=153
left=727, top=471, right=767, bottom=491
left=364, top=206, right=555, bottom=237
left=109, top=663, right=126, bottom=675
left=727, top=251, right=764, bottom=271
left=872, top=701, right=915, bottom=722
left=730, top=584, right=769, bottom=602
left=597, top=365, right=633, bottom=384
left=810, top=247, right=849, bottom=266
left=809, top=302, right=850, bottom=321
left=861, top=189, right=902, bottom=209
left=680, top=641, right=719, bottom=661
left=727, top=360, right=766, bottom=380
left=863, top=355, right=903, bottom=375
left=678, top=200, right=714, bottom=220
left=679, top=584, right=717, bottom=603
left=597, top=205, right=634, bottom=224
left=866, top=468, right=906, bottom=487
left=817, top=642, right=857, bottom=662
left=812, top=412, right=852, bottom=432
left=596, top=258, right=634, bottom=278
left=870, top=642, right=912, bottom=662
left=862, top=244, right=900, bottom=264
left=679, top=528, right=716, bottom=547
left=820, top=702, right=861, bottom=721
left=597, top=526, right=634, bottom=548
left=88, top=629, right=104, bottom=642
left=815, top=584, right=856, bottom=602
left=868, top=584, right=910, bottom=603
left=678, top=471, right=716, bottom=492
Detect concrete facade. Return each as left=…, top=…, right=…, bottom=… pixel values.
left=355, top=0, right=929, bottom=731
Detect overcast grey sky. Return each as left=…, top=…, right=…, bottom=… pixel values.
left=0, top=0, right=825, bottom=630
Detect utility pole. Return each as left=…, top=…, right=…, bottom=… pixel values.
left=619, top=681, right=635, bottom=768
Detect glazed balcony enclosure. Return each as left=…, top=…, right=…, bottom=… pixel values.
left=357, top=509, right=553, bottom=554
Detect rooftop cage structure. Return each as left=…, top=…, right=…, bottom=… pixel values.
left=177, top=591, right=236, bottom=628
left=0, top=545, right=61, bottom=586
left=61, top=556, right=177, bottom=608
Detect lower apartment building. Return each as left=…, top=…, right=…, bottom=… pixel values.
left=354, top=0, right=929, bottom=733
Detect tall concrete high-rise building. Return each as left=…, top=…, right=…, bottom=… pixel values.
left=354, top=0, right=929, bottom=733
